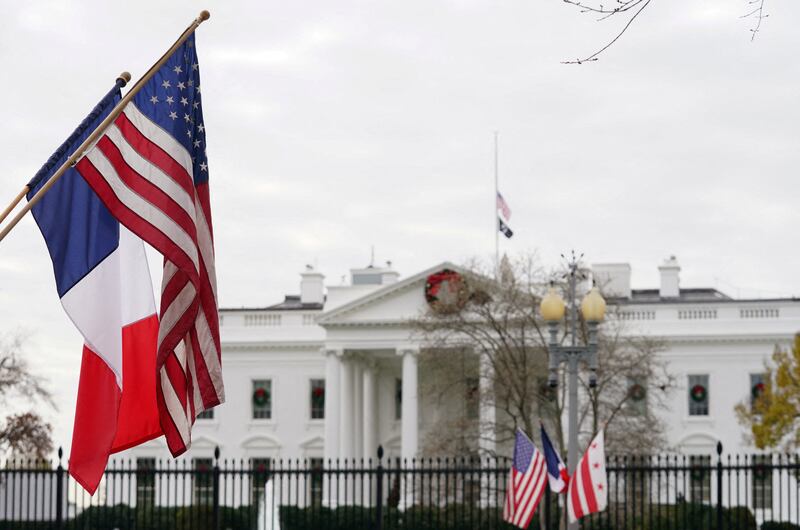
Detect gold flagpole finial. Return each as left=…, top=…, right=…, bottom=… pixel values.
left=199, top=10, right=210, bottom=22
left=117, top=72, right=132, bottom=86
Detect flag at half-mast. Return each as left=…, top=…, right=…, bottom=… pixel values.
left=496, top=191, right=511, bottom=221
left=498, top=218, right=513, bottom=239
left=27, top=79, right=162, bottom=493
left=75, top=32, right=224, bottom=457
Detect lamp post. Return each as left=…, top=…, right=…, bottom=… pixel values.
left=540, top=253, right=606, bottom=529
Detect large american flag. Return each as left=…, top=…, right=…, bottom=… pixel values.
left=503, top=429, right=548, bottom=528
left=75, top=32, right=224, bottom=456
left=567, top=430, right=608, bottom=523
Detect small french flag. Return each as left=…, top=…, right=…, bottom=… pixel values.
left=541, top=425, right=570, bottom=493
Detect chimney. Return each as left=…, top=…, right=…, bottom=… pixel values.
left=381, top=261, right=399, bottom=284
left=591, top=263, right=631, bottom=299
left=658, top=256, right=680, bottom=298
left=300, top=265, right=325, bottom=305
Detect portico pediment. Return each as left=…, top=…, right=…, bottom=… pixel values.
left=192, top=435, right=222, bottom=450
left=317, top=262, right=461, bottom=327
left=241, top=434, right=282, bottom=450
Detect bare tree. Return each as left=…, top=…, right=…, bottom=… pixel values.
left=741, top=0, right=768, bottom=41
left=562, top=0, right=655, bottom=64
left=0, top=332, right=55, bottom=459
left=412, top=255, right=673, bottom=457
left=562, top=0, right=769, bottom=64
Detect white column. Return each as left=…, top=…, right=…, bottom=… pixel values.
left=362, top=361, right=378, bottom=461
left=478, top=351, right=496, bottom=456
left=339, top=354, right=354, bottom=459
left=479, top=351, right=497, bottom=508
left=353, top=359, right=364, bottom=460
left=323, top=349, right=341, bottom=464
left=400, top=348, right=419, bottom=460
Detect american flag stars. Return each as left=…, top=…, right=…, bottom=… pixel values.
left=140, top=34, right=210, bottom=185
left=135, top=34, right=210, bottom=187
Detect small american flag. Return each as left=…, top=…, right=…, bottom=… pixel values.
left=503, top=429, right=548, bottom=528
left=76, top=32, right=223, bottom=456
left=496, top=191, right=511, bottom=221
left=568, top=430, right=608, bottom=523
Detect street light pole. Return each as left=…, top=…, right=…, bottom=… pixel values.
left=540, top=253, right=606, bottom=530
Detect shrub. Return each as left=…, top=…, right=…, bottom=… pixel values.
left=761, top=523, right=800, bottom=530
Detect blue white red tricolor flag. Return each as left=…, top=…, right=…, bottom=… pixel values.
left=567, top=430, right=608, bottom=523
left=496, top=191, right=511, bottom=221
left=75, top=33, right=224, bottom=459
left=503, top=429, right=548, bottom=528
left=28, top=82, right=162, bottom=493
left=540, top=425, right=570, bottom=493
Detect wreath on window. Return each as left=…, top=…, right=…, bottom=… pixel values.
left=753, top=462, right=770, bottom=481
left=312, top=386, right=325, bottom=405
left=425, top=269, right=468, bottom=313
left=751, top=382, right=766, bottom=400
left=628, top=384, right=646, bottom=402
left=690, top=466, right=706, bottom=482
left=690, top=384, right=707, bottom=403
left=253, top=387, right=270, bottom=407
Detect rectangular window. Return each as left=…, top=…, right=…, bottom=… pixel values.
left=688, top=375, right=709, bottom=416
left=465, top=377, right=479, bottom=420
left=193, top=458, right=214, bottom=506
left=309, top=458, right=324, bottom=507
left=310, top=379, right=325, bottom=419
left=689, top=455, right=711, bottom=503
left=197, top=408, right=214, bottom=420
left=752, top=454, right=773, bottom=509
left=250, top=458, right=271, bottom=505
left=395, top=378, right=402, bottom=420
left=750, top=373, right=766, bottom=410
left=136, top=458, right=156, bottom=509
left=626, top=377, right=647, bottom=416
left=252, top=379, right=272, bottom=419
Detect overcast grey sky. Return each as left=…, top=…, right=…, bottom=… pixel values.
left=0, top=0, right=798, bottom=452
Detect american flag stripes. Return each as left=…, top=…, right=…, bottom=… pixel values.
left=567, top=430, right=608, bottom=523
left=76, top=33, right=223, bottom=457
left=503, top=429, right=548, bottom=528
left=496, top=191, right=511, bottom=221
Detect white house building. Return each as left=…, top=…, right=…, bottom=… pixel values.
left=116, top=256, right=800, bottom=511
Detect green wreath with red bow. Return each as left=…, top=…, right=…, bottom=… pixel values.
left=253, top=387, right=270, bottom=407
left=424, top=269, right=468, bottom=313
left=312, top=386, right=325, bottom=406
left=628, top=383, right=646, bottom=402
left=690, top=384, right=707, bottom=403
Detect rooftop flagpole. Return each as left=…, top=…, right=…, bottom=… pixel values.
left=494, top=131, right=499, bottom=279
left=0, top=10, right=211, bottom=244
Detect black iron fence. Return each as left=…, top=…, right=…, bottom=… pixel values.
left=1, top=443, right=800, bottom=529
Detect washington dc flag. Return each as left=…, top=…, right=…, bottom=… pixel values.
left=28, top=80, right=161, bottom=493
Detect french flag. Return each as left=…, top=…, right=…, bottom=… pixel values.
left=541, top=424, right=570, bottom=493
left=27, top=80, right=162, bottom=493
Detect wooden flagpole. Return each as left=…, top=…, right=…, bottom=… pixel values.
left=0, top=10, right=211, bottom=244
left=0, top=71, right=133, bottom=228
left=0, top=187, right=29, bottom=227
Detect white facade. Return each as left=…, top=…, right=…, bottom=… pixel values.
left=121, top=257, right=800, bottom=465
